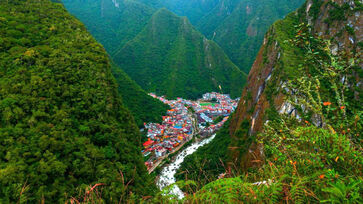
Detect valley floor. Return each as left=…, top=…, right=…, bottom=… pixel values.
left=142, top=93, right=238, bottom=173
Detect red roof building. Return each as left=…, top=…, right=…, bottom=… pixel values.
left=143, top=140, right=154, bottom=148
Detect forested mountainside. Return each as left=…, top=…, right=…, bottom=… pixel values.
left=62, top=0, right=156, bottom=55
left=114, top=8, right=246, bottom=99
left=200, top=0, right=305, bottom=73
left=148, top=0, right=305, bottom=72
left=158, top=0, right=220, bottom=24
left=0, top=0, right=155, bottom=202
left=63, top=0, right=305, bottom=75
left=111, top=64, right=169, bottom=127
left=228, top=0, right=362, bottom=170
left=174, top=0, right=362, bottom=202
left=62, top=0, right=168, bottom=126
left=63, top=0, right=246, bottom=99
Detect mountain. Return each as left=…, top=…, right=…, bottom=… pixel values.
left=228, top=0, right=362, bottom=170
left=114, top=8, right=247, bottom=99
left=63, top=0, right=169, bottom=126
left=63, top=1, right=247, bottom=99
left=111, top=63, right=169, bottom=126
left=174, top=0, right=362, bottom=201
left=63, top=0, right=304, bottom=79
left=62, top=0, right=156, bottom=55
left=202, top=0, right=305, bottom=72
left=158, top=0, right=220, bottom=24
left=156, top=0, right=305, bottom=72
left=0, top=0, right=155, bottom=202
left=196, top=0, right=241, bottom=37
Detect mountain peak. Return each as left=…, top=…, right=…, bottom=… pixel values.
left=114, top=7, right=246, bottom=99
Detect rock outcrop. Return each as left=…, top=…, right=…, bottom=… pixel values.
left=227, top=0, right=362, bottom=170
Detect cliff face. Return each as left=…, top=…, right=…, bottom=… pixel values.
left=228, top=0, right=362, bottom=170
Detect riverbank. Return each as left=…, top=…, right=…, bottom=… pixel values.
left=143, top=93, right=238, bottom=172
left=156, top=134, right=217, bottom=199
left=149, top=137, right=195, bottom=174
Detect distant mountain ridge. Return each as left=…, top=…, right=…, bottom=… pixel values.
left=63, top=0, right=156, bottom=55
left=159, top=0, right=305, bottom=72
left=63, top=0, right=247, bottom=99
left=114, top=8, right=247, bottom=99
left=204, top=0, right=305, bottom=72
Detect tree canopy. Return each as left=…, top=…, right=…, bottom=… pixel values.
left=0, top=0, right=155, bottom=202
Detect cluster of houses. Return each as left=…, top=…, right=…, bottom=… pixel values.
left=143, top=92, right=239, bottom=170
left=196, top=92, right=239, bottom=125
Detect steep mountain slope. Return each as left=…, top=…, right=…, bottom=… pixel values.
left=196, top=0, right=241, bottom=37
left=62, top=0, right=169, bottom=126
left=228, top=0, right=362, bottom=170
left=111, top=64, right=169, bottom=126
left=154, top=0, right=304, bottom=72
left=114, top=8, right=247, bottom=99
left=63, top=0, right=155, bottom=55
left=168, top=0, right=362, bottom=202
left=0, top=0, right=155, bottom=202
left=199, top=0, right=305, bottom=72
left=159, top=0, right=220, bottom=24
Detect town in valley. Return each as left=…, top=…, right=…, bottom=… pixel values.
left=142, top=92, right=239, bottom=172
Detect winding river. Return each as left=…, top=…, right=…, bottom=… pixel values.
left=156, top=134, right=216, bottom=199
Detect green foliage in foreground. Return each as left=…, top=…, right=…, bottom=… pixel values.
left=183, top=125, right=362, bottom=203
left=0, top=0, right=155, bottom=202
left=152, top=5, right=362, bottom=202
left=115, top=8, right=247, bottom=99
left=171, top=14, right=363, bottom=203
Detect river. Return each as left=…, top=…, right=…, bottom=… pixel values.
left=156, top=134, right=216, bottom=199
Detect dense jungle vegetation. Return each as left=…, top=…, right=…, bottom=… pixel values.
left=167, top=1, right=363, bottom=202
left=114, top=8, right=246, bottom=99
left=0, top=0, right=155, bottom=202
left=160, top=21, right=363, bottom=203
left=0, top=0, right=361, bottom=203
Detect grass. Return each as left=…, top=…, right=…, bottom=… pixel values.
left=200, top=102, right=217, bottom=107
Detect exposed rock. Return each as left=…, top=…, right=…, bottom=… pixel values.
left=227, top=0, right=362, bottom=171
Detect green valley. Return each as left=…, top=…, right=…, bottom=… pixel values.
left=146, top=0, right=305, bottom=72
left=62, top=0, right=169, bottom=126
left=173, top=0, right=362, bottom=202
left=0, top=0, right=361, bottom=203
left=114, top=8, right=246, bottom=99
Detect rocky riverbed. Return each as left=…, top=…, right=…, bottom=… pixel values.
left=156, top=134, right=216, bottom=199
